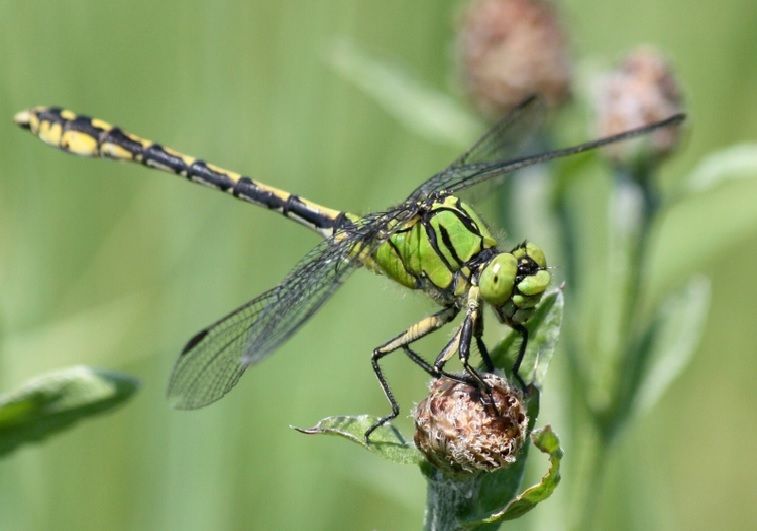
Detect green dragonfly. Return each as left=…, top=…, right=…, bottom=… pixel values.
left=14, top=98, right=684, bottom=440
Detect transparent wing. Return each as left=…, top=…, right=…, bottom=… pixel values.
left=412, top=112, right=686, bottom=199
left=407, top=96, right=545, bottom=201
left=454, top=95, right=546, bottom=166
left=168, top=228, right=359, bottom=409
left=167, top=208, right=415, bottom=410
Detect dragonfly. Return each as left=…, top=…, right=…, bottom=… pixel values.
left=14, top=97, right=684, bottom=440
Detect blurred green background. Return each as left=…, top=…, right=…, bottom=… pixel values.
left=1, top=0, right=756, bottom=529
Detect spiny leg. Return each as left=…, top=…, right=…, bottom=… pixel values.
left=433, top=287, right=500, bottom=416
left=458, top=310, right=491, bottom=392
left=401, top=345, right=472, bottom=385
left=449, top=286, right=490, bottom=390
left=365, top=306, right=458, bottom=442
left=463, top=297, right=505, bottom=421
left=368, top=349, right=400, bottom=442
left=512, top=323, right=530, bottom=391
left=474, top=309, right=494, bottom=372
left=431, top=326, right=479, bottom=387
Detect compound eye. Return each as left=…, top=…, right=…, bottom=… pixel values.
left=517, top=269, right=551, bottom=296
left=479, top=254, right=517, bottom=305
left=525, top=242, right=547, bottom=268
left=512, top=242, right=547, bottom=269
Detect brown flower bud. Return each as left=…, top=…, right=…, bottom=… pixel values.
left=457, top=0, right=572, bottom=119
left=413, top=374, right=528, bottom=474
left=594, top=46, right=684, bottom=165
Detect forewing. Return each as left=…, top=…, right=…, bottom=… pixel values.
left=413, top=113, right=686, bottom=199
left=168, top=226, right=364, bottom=410
left=454, top=95, right=545, bottom=166
left=408, top=96, right=545, bottom=200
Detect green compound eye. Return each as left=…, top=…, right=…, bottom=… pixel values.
left=525, top=242, right=546, bottom=268
left=512, top=242, right=547, bottom=268
left=479, top=253, right=517, bottom=305
left=517, top=269, right=551, bottom=296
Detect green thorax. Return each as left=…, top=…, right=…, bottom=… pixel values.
left=369, top=195, right=497, bottom=295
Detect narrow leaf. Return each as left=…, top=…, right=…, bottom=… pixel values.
left=635, top=276, right=711, bottom=414
left=0, top=366, right=139, bottom=457
left=490, top=288, right=564, bottom=387
left=678, top=144, right=757, bottom=197
left=326, top=39, right=480, bottom=148
left=292, top=415, right=423, bottom=465
left=464, top=425, right=563, bottom=526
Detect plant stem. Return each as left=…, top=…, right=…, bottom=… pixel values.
left=570, top=165, right=659, bottom=530
left=571, top=423, right=611, bottom=531
left=617, top=170, right=658, bottom=353
left=602, top=167, right=659, bottom=438
left=424, top=469, right=481, bottom=531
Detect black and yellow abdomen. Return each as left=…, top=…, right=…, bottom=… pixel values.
left=14, top=106, right=344, bottom=237
left=372, top=196, right=497, bottom=292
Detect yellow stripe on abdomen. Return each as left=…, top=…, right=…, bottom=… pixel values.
left=14, top=106, right=346, bottom=237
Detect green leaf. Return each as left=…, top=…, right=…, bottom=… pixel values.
left=489, top=288, right=564, bottom=388
left=326, top=38, right=480, bottom=148
left=678, top=144, right=757, bottom=197
left=0, top=366, right=139, bottom=458
left=635, top=276, right=711, bottom=415
left=464, top=425, right=563, bottom=527
left=652, top=145, right=757, bottom=296
left=292, top=415, right=423, bottom=465
left=652, top=177, right=757, bottom=294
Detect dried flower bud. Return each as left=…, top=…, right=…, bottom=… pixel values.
left=413, top=373, right=528, bottom=474
left=458, top=0, right=572, bottom=119
left=594, top=46, right=684, bottom=166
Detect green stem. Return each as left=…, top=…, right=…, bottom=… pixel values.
left=424, top=470, right=482, bottom=531
left=571, top=424, right=611, bottom=531
left=552, top=175, right=579, bottom=292
left=601, top=166, right=659, bottom=438
left=573, top=165, right=659, bottom=529
left=618, top=172, right=658, bottom=347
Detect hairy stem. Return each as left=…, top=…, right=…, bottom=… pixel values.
left=424, top=470, right=481, bottom=531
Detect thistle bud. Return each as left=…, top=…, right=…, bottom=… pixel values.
left=594, top=46, right=684, bottom=166
left=413, top=374, right=528, bottom=474
left=457, top=0, right=572, bottom=119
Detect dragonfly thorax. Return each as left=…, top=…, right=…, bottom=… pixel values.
left=369, top=193, right=551, bottom=321
left=370, top=195, right=496, bottom=297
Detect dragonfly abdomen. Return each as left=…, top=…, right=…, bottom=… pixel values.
left=14, top=107, right=343, bottom=237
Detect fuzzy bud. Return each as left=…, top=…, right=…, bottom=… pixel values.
left=413, top=373, right=528, bottom=474
left=594, top=46, right=684, bottom=166
left=458, top=0, right=572, bottom=119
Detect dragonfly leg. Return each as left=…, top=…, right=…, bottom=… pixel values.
left=399, top=344, right=434, bottom=375
left=432, top=288, right=500, bottom=414
left=364, top=306, right=459, bottom=442
left=511, top=324, right=529, bottom=391
left=458, top=311, right=490, bottom=392
left=457, top=289, right=497, bottom=401
left=401, top=345, right=471, bottom=384
left=431, top=326, right=477, bottom=387
left=474, top=310, right=494, bottom=372
left=366, top=349, right=401, bottom=443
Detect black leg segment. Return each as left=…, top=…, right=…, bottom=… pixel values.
left=365, top=348, right=401, bottom=442
left=512, top=323, right=529, bottom=391
left=364, top=306, right=458, bottom=442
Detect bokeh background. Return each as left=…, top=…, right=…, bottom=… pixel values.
left=1, top=1, right=756, bottom=530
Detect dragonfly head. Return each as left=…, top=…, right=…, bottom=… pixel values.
left=478, top=242, right=550, bottom=326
